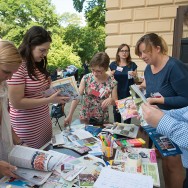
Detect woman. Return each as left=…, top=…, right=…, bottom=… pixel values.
left=64, top=52, right=117, bottom=125
left=135, top=33, right=188, bottom=188
left=0, top=40, right=22, bottom=178
left=8, top=26, right=68, bottom=149
left=109, top=44, right=138, bottom=123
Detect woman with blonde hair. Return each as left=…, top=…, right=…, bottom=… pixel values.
left=0, top=40, right=22, bottom=178
left=135, top=33, right=188, bottom=188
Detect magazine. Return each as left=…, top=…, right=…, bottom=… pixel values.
left=8, top=146, right=62, bottom=185
left=143, top=125, right=182, bottom=157
left=69, top=154, right=106, bottom=187
left=113, top=147, right=160, bottom=187
left=51, top=132, right=68, bottom=146
left=115, top=97, right=137, bottom=120
left=42, top=174, right=80, bottom=188
left=130, top=84, right=147, bottom=126
left=0, top=176, right=34, bottom=188
left=102, top=123, right=139, bottom=139
left=42, top=76, right=80, bottom=102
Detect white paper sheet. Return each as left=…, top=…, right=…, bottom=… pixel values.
left=93, top=167, right=153, bottom=188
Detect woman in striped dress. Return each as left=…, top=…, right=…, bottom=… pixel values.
left=7, top=26, right=68, bottom=149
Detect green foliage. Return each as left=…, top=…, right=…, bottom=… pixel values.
left=73, top=0, right=105, bottom=28
left=48, top=34, right=81, bottom=72
left=0, top=0, right=105, bottom=77
left=63, top=25, right=105, bottom=63
left=0, top=0, right=60, bottom=44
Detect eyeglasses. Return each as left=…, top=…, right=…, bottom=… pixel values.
left=120, top=50, right=130, bottom=53
left=91, top=69, right=104, bottom=74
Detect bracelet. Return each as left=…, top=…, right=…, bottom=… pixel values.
left=17, top=140, right=25, bottom=145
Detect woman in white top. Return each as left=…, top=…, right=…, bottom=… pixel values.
left=0, top=40, right=22, bottom=178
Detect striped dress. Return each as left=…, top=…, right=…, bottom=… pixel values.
left=7, top=63, right=52, bottom=149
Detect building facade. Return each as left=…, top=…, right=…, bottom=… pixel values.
left=105, top=0, right=188, bottom=76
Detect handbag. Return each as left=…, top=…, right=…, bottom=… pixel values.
left=51, top=104, right=65, bottom=118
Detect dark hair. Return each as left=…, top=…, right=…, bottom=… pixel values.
left=18, top=26, right=52, bottom=80
left=135, top=33, right=168, bottom=57
left=116, top=44, right=132, bottom=66
left=89, top=52, right=110, bottom=71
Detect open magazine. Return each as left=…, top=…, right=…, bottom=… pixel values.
left=8, top=146, right=62, bottom=185
left=42, top=76, right=80, bottom=102
left=69, top=154, right=106, bottom=187
left=115, top=97, right=137, bottom=120
left=102, top=123, right=139, bottom=139
left=113, top=147, right=160, bottom=187
left=130, top=84, right=147, bottom=126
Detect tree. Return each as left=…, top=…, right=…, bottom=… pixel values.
left=63, top=25, right=105, bottom=63
left=72, top=0, right=105, bottom=28
left=0, top=0, right=60, bottom=44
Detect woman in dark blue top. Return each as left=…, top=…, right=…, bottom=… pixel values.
left=135, top=33, right=188, bottom=188
left=109, top=44, right=138, bottom=123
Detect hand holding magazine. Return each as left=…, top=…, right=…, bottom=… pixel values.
left=42, top=76, right=80, bottom=102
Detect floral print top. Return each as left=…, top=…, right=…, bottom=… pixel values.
left=79, top=73, right=117, bottom=122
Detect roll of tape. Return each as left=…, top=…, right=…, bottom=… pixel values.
left=127, top=153, right=142, bottom=172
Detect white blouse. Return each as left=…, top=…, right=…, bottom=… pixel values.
left=0, top=81, right=13, bottom=161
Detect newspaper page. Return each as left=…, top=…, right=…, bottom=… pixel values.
left=93, top=167, right=153, bottom=188
left=113, top=147, right=160, bottom=187
left=42, top=76, right=80, bottom=102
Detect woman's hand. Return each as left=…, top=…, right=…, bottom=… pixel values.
left=49, top=91, right=70, bottom=104
left=109, top=70, right=115, bottom=76
left=101, top=98, right=113, bottom=109
left=147, top=96, right=164, bottom=105
left=64, top=115, right=72, bottom=126
left=0, top=161, right=18, bottom=178
left=141, top=103, right=164, bottom=127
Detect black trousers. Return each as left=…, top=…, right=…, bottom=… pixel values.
left=183, top=168, right=188, bottom=188
left=113, top=106, right=131, bottom=124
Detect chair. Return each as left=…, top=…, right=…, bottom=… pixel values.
left=50, top=103, right=66, bottom=131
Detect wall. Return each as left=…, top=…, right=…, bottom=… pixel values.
left=105, top=0, right=188, bottom=76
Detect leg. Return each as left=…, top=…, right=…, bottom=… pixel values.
left=162, top=155, right=185, bottom=188
left=113, top=106, right=121, bottom=123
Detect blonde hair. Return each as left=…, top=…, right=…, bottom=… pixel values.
left=135, top=33, right=168, bottom=56
left=0, top=40, right=22, bottom=65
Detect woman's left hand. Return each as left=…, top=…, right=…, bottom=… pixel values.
left=101, top=98, right=113, bottom=109
left=147, top=96, right=164, bottom=105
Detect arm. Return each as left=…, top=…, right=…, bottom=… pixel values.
left=101, top=85, right=118, bottom=109
left=141, top=103, right=188, bottom=149
left=64, top=78, right=85, bottom=125
left=157, top=113, right=188, bottom=150
left=8, top=84, right=69, bottom=109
